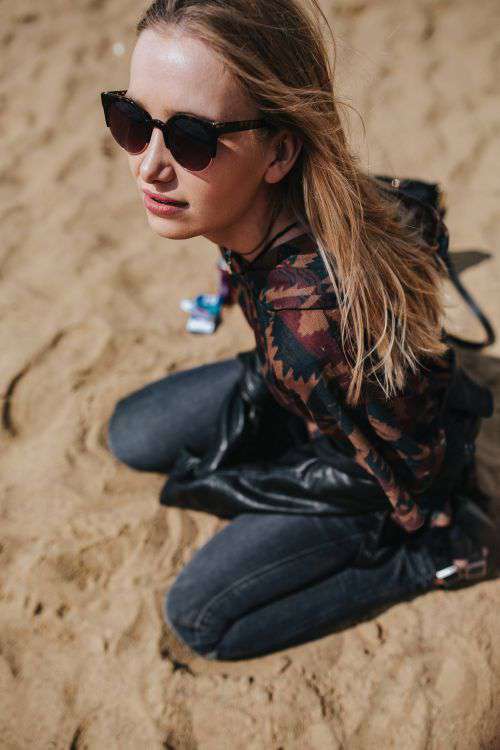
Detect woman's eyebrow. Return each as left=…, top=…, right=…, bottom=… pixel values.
left=125, top=91, right=214, bottom=121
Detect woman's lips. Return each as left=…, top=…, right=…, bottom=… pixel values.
left=143, top=189, right=188, bottom=206
left=143, top=193, right=188, bottom=217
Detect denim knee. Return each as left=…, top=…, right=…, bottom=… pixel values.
left=163, top=584, right=221, bottom=660
left=106, top=398, right=145, bottom=470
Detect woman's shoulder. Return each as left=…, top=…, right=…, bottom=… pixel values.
left=264, top=236, right=339, bottom=311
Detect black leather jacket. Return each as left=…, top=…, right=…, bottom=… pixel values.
left=160, top=346, right=493, bottom=526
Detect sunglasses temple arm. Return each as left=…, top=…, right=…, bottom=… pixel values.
left=214, top=120, right=271, bottom=134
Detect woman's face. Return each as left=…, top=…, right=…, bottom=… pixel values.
left=126, top=28, right=297, bottom=248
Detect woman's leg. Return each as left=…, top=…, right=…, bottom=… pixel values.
left=106, top=356, right=244, bottom=473
left=164, top=510, right=438, bottom=661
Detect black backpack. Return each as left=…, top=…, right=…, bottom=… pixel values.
left=375, top=174, right=496, bottom=350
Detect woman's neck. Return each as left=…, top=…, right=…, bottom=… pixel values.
left=226, top=211, right=310, bottom=264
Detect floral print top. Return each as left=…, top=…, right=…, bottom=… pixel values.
left=219, top=209, right=454, bottom=533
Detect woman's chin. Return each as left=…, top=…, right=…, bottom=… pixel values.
left=146, top=214, right=195, bottom=240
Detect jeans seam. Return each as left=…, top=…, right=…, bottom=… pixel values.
left=193, top=531, right=367, bottom=632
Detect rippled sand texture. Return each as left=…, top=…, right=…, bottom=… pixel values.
left=1, top=1, right=500, bottom=748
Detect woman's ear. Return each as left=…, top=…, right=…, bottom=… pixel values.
left=264, top=131, right=303, bottom=185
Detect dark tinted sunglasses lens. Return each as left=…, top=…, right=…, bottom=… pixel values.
left=169, top=117, right=213, bottom=171
left=108, top=99, right=151, bottom=154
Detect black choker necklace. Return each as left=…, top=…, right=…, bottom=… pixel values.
left=223, top=220, right=300, bottom=273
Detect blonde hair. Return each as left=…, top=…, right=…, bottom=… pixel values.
left=137, top=0, right=449, bottom=406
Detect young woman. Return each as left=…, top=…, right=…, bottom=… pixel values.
left=102, top=0, right=496, bottom=661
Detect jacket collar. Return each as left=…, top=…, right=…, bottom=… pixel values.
left=221, top=231, right=318, bottom=275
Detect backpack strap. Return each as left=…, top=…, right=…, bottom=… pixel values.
left=375, top=174, right=496, bottom=350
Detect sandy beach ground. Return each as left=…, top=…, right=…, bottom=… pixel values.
left=1, top=1, right=500, bottom=747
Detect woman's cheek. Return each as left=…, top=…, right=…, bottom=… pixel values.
left=194, top=169, right=236, bottom=213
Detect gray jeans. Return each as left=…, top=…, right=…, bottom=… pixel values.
left=106, top=357, right=464, bottom=661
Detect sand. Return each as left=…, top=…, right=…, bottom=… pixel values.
left=1, top=0, right=499, bottom=748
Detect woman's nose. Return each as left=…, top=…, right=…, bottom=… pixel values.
left=139, top=127, right=176, bottom=181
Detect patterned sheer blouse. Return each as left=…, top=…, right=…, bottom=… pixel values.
left=219, top=208, right=454, bottom=533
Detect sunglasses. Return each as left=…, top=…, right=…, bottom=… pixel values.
left=100, top=90, right=273, bottom=172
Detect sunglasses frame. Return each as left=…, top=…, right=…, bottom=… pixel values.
left=101, top=90, right=275, bottom=171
